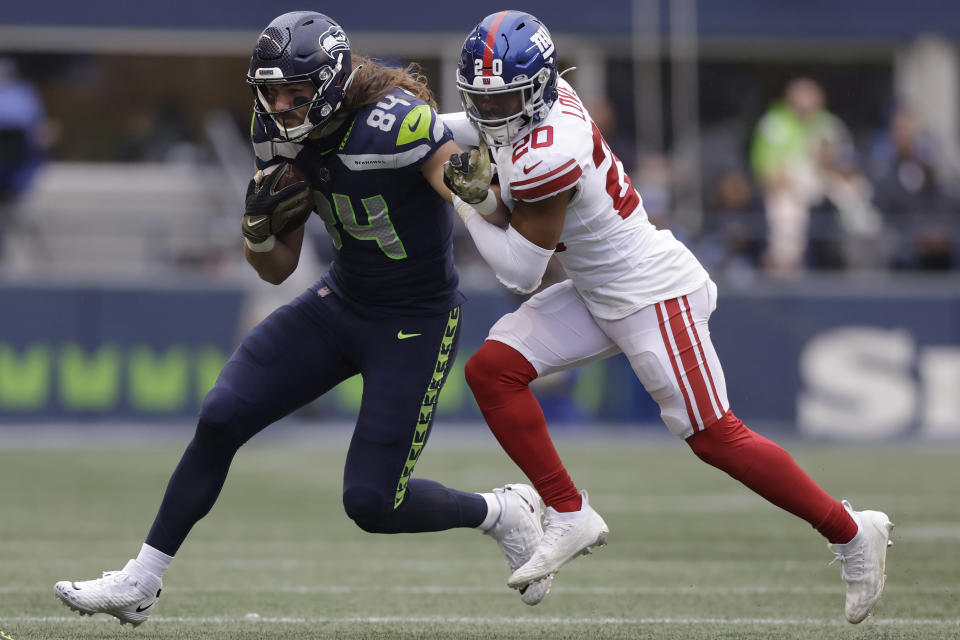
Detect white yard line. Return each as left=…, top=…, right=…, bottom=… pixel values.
left=2, top=615, right=959, bottom=626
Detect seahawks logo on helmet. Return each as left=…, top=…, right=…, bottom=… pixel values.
left=319, top=26, right=349, bottom=56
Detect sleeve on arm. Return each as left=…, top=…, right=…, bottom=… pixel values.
left=458, top=206, right=555, bottom=294
left=438, top=111, right=480, bottom=148
left=509, top=154, right=583, bottom=202
left=393, top=102, right=453, bottom=171
left=330, top=94, right=453, bottom=172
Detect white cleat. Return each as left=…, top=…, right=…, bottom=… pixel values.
left=828, top=500, right=894, bottom=624
left=508, top=490, right=608, bottom=589
left=484, top=484, right=554, bottom=605
left=54, top=559, right=162, bottom=627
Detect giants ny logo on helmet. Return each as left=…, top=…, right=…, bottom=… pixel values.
left=530, top=26, right=555, bottom=59
left=456, top=11, right=559, bottom=147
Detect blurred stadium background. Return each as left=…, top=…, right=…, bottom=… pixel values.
left=1, top=0, right=957, bottom=437
left=2, top=2, right=959, bottom=639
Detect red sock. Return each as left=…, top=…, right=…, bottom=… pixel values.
left=465, top=340, right=582, bottom=512
left=686, top=410, right=857, bottom=544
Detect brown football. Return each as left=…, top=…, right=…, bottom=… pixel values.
left=273, top=162, right=309, bottom=190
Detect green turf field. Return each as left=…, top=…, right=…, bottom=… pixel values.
left=1, top=430, right=958, bottom=639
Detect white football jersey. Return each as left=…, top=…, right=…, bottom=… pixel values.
left=493, top=79, right=708, bottom=320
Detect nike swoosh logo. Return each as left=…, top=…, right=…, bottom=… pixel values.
left=522, top=161, right=543, bottom=175
left=407, top=113, right=422, bottom=131
left=247, top=216, right=269, bottom=228
left=397, top=330, right=422, bottom=340
left=135, top=601, right=155, bottom=613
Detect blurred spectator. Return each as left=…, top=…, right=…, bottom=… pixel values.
left=118, top=100, right=196, bottom=164
left=586, top=96, right=637, bottom=175
left=633, top=153, right=672, bottom=229
left=868, top=106, right=958, bottom=270
left=0, top=58, right=50, bottom=262
left=750, top=78, right=884, bottom=277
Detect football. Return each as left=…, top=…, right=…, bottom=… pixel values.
left=269, top=162, right=309, bottom=191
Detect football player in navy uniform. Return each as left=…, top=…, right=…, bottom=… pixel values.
left=53, top=12, right=552, bottom=626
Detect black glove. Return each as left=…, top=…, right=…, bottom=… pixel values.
left=242, top=165, right=313, bottom=243
left=442, top=138, right=492, bottom=204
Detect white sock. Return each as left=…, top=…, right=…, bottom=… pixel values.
left=134, top=543, right=174, bottom=579
left=476, top=492, right=502, bottom=531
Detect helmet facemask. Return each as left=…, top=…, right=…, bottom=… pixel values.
left=249, top=53, right=345, bottom=142
left=458, top=66, right=554, bottom=147
left=246, top=13, right=351, bottom=143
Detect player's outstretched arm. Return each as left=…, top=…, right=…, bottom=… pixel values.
left=424, top=140, right=510, bottom=226
left=454, top=189, right=571, bottom=294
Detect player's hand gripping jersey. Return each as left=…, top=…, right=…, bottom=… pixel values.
left=492, top=79, right=708, bottom=320
left=252, top=88, right=463, bottom=315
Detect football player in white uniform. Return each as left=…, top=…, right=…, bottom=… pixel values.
left=442, top=10, right=893, bottom=624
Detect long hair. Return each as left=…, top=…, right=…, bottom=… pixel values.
left=340, top=55, right=438, bottom=112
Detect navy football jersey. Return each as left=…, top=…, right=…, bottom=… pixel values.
left=251, top=88, right=464, bottom=315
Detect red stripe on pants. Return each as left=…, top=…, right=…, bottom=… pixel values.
left=655, top=301, right=699, bottom=430
left=680, top=296, right=726, bottom=414
left=664, top=297, right=721, bottom=429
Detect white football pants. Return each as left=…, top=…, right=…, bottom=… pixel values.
left=486, top=279, right=730, bottom=439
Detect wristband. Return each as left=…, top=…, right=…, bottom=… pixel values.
left=245, top=235, right=276, bottom=253
left=453, top=190, right=497, bottom=222
left=470, top=189, right=498, bottom=216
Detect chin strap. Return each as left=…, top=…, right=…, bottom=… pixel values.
left=341, top=62, right=363, bottom=100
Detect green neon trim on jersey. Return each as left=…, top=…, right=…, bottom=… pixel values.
left=394, top=306, right=460, bottom=508
left=313, top=192, right=343, bottom=250
left=396, top=104, right=433, bottom=147
left=338, top=117, right=357, bottom=151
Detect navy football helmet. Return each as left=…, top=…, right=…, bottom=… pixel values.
left=456, top=11, right=559, bottom=147
left=247, top=12, right=351, bottom=141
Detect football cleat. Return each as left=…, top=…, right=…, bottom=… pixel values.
left=484, top=484, right=554, bottom=605
left=54, top=559, right=162, bottom=627
left=508, top=490, right=608, bottom=589
left=828, top=500, right=894, bottom=624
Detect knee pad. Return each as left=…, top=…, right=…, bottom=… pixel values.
left=464, top=343, right=497, bottom=390
left=198, top=384, right=239, bottom=427
left=196, top=386, right=256, bottom=452
left=342, top=486, right=390, bottom=533
left=686, top=410, right=749, bottom=466
left=465, top=341, right=536, bottom=392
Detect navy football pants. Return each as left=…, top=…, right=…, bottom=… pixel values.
left=146, top=284, right=486, bottom=555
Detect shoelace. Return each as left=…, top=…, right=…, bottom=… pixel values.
left=829, top=545, right=865, bottom=579
left=541, top=518, right=576, bottom=548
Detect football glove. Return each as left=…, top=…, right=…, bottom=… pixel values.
left=242, top=165, right=313, bottom=243
left=443, top=138, right=493, bottom=204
